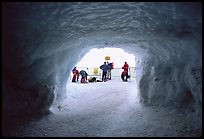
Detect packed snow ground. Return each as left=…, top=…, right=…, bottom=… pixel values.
left=12, top=77, right=201, bottom=137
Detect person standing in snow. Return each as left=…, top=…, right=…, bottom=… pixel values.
left=121, top=61, right=130, bottom=82
left=72, top=67, right=80, bottom=82
left=100, top=62, right=111, bottom=82
left=107, top=62, right=113, bottom=80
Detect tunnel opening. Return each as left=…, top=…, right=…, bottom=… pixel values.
left=68, top=47, right=136, bottom=82
left=51, top=47, right=141, bottom=112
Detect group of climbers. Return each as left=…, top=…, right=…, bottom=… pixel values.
left=71, top=61, right=130, bottom=83
left=99, top=61, right=114, bottom=82
left=72, top=67, right=88, bottom=83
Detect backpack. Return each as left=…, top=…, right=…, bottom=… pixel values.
left=108, top=63, right=114, bottom=69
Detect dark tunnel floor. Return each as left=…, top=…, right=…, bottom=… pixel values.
left=9, top=78, right=202, bottom=137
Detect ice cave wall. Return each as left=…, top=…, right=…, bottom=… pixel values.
left=2, top=2, right=202, bottom=125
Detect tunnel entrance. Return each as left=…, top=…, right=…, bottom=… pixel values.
left=68, top=47, right=136, bottom=83
left=51, top=47, right=140, bottom=112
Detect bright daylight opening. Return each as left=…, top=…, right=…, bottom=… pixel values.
left=67, top=47, right=136, bottom=84
left=62, top=47, right=139, bottom=111
left=76, top=47, right=135, bottom=68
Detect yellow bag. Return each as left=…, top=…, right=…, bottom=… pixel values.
left=93, top=68, right=98, bottom=75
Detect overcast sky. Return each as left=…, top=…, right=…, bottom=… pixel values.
left=76, top=47, right=136, bottom=68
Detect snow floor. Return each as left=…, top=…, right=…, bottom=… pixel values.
left=11, top=78, right=201, bottom=137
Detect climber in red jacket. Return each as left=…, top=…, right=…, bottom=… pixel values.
left=72, top=67, right=80, bottom=82
left=121, top=61, right=130, bottom=82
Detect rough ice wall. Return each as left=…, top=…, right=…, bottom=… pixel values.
left=2, top=2, right=202, bottom=132
left=138, top=39, right=202, bottom=111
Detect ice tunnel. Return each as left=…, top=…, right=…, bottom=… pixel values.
left=2, top=2, right=202, bottom=136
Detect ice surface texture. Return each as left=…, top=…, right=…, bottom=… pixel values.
left=2, top=2, right=202, bottom=131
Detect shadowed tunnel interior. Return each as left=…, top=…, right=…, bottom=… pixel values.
left=2, top=2, right=202, bottom=137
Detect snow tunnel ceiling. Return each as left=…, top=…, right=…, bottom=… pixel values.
left=3, top=2, right=202, bottom=58
left=2, top=2, right=202, bottom=106
left=4, top=3, right=201, bottom=74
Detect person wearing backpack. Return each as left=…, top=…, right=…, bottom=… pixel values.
left=107, top=62, right=113, bottom=80
left=72, top=67, right=80, bottom=82
left=121, top=61, right=130, bottom=82
left=79, top=70, right=88, bottom=83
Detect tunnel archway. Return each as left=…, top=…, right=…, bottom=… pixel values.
left=51, top=45, right=141, bottom=107
left=51, top=47, right=138, bottom=109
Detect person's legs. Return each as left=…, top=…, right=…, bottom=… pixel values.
left=121, top=73, right=124, bottom=81
left=77, top=74, right=79, bottom=81
left=102, top=71, right=104, bottom=81
left=104, top=72, right=107, bottom=81
left=107, top=70, right=111, bottom=80
left=72, top=73, right=76, bottom=82
left=125, top=72, right=128, bottom=81
left=109, top=70, right=111, bottom=80
left=72, top=77, right=75, bottom=82
left=81, top=77, right=85, bottom=83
